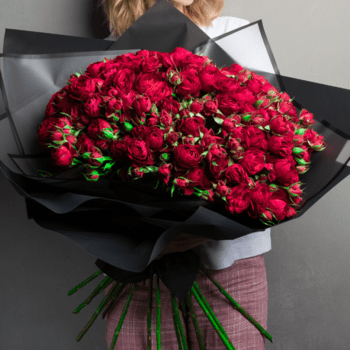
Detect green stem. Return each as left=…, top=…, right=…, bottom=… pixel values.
left=77, top=281, right=120, bottom=342
left=147, top=276, right=154, bottom=350
left=108, top=284, right=136, bottom=350
left=193, top=281, right=233, bottom=347
left=73, top=277, right=113, bottom=314
left=171, top=290, right=183, bottom=350
left=156, top=275, right=162, bottom=350
left=68, top=270, right=103, bottom=296
left=170, top=292, right=188, bottom=350
left=191, top=286, right=235, bottom=350
left=199, top=269, right=273, bottom=343
left=102, top=283, right=125, bottom=319
left=186, top=290, right=206, bottom=350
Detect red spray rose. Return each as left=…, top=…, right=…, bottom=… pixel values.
left=238, top=148, right=265, bottom=176
left=173, top=144, right=203, bottom=170
left=126, top=138, right=154, bottom=167
left=50, top=144, right=75, bottom=167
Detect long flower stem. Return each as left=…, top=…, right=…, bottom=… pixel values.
left=199, top=269, right=273, bottom=343
left=186, top=290, right=206, bottom=350
left=170, top=291, right=188, bottom=350
left=191, top=285, right=235, bottom=350
left=68, top=270, right=103, bottom=296
left=193, top=281, right=232, bottom=346
left=102, top=282, right=125, bottom=319
left=171, top=290, right=183, bottom=350
left=156, top=275, right=162, bottom=350
left=77, top=281, right=120, bottom=342
left=147, top=275, right=154, bottom=350
left=73, top=276, right=113, bottom=314
left=109, top=283, right=136, bottom=350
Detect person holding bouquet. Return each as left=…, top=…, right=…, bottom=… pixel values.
left=100, top=0, right=270, bottom=348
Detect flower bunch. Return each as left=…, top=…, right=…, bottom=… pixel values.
left=37, top=47, right=326, bottom=225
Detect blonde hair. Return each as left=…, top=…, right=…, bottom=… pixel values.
left=100, top=0, right=225, bottom=38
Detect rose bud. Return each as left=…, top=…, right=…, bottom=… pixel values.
left=38, top=117, right=60, bottom=148
left=202, top=189, right=215, bottom=202
left=86, top=150, right=104, bottom=168
left=166, top=68, right=182, bottom=85
left=174, top=177, right=190, bottom=193
left=216, top=180, right=231, bottom=197
left=50, top=144, right=75, bottom=167
left=277, top=99, right=293, bottom=114
left=203, top=98, right=218, bottom=116
left=54, top=117, right=72, bottom=134
left=51, top=130, right=64, bottom=142
left=159, top=110, right=173, bottom=127
left=147, top=113, right=159, bottom=127
left=293, top=133, right=304, bottom=146
left=286, top=183, right=303, bottom=197
left=106, top=97, right=123, bottom=118
left=261, top=210, right=273, bottom=222
left=285, top=206, right=297, bottom=218
left=87, top=118, right=113, bottom=140
left=304, top=129, right=326, bottom=151
left=179, top=108, right=190, bottom=118
left=65, top=134, right=76, bottom=146
left=189, top=99, right=203, bottom=114
left=84, top=169, right=100, bottom=182
left=166, top=131, right=179, bottom=146
left=299, top=109, right=315, bottom=127
left=183, top=136, right=196, bottom=145
left=130, top=167, right=144, bottom=179
left=296, top=165, right=309, bottom=174
left=134, top=95, right=152, bottom=118
left=157, top=163, right=173, bottom=185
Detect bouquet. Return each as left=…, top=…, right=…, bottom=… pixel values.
left=38, top=48, right=326, bottom=227
left=1, top=0, right=350, bottom=349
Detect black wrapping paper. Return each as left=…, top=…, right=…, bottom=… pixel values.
left=1, top=0, right=350, bottom=301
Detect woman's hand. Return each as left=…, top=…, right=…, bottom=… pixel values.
left=154, top=232, right=212, bottom=260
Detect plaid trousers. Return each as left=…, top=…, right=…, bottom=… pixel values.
left=104, top=254, right=268, bottom=350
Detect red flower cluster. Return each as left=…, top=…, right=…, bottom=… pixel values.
left=37, top=47, right=326, bottom=225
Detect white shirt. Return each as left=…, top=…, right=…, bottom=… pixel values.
left=103, top=16, right=272, bottom=275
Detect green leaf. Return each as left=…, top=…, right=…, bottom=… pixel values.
left=254, top=100, right=264, bottom=108
left=295, top=127, right=307, bottom=135
left=292, top=147, right=304, bottom=155
left=124, top=121, right=133, bottom=131
left=213, top=117, right=223, bottom=125
left=242, top=114, right=252, bottom=122
left=102, top=162, right=115, bottom=171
